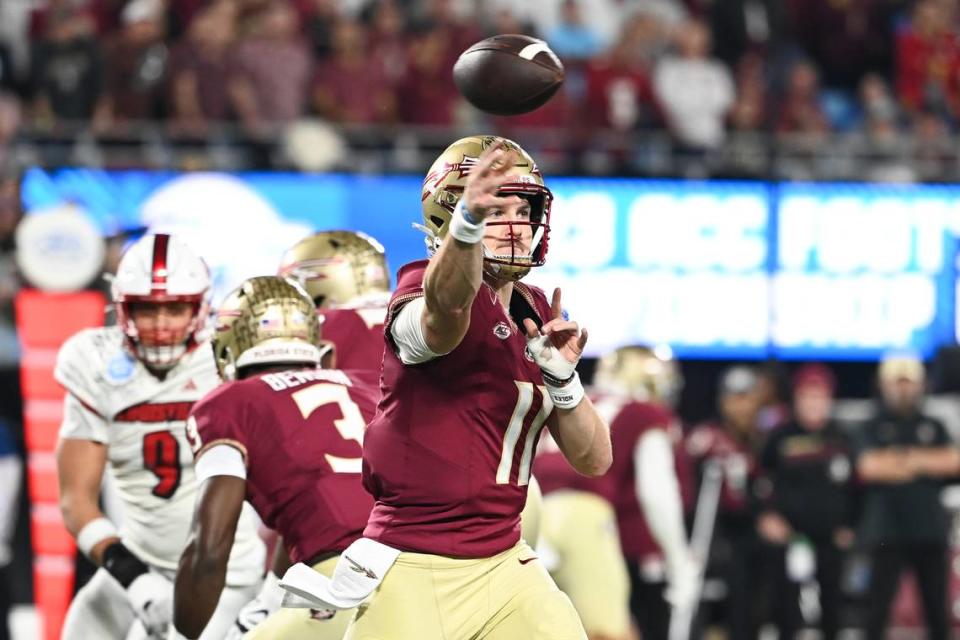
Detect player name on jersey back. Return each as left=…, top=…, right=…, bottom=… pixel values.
left=260, top=368, right=354, bottom=391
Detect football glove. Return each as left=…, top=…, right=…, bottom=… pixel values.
left=664, top=553, right=700, bottom=612
left=126, top=571, right=174, bottom=639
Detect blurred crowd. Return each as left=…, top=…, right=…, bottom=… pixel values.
left=0, top=0, right=957, bottom=154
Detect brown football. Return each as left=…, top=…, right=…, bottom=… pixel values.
left=453, top=34, right=565, bottom=116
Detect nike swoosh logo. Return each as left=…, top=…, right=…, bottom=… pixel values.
left=344, top=555, right=378, bottom=579
left=519, top=556, right=538, bottom=565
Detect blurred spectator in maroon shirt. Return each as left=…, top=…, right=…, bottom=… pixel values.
left=419, top=0, right=481, bottom=57
left=366, top=0, right=408, bottom=86
left=895, top=0, right=960, bottom=120
left=97, top=0, right=168, bottom=126
left=776, top=59, right=831, bottom=135
left=167, top=0, right=238, bottom=131
left=230, top=1, right=311, bottom=132
left=583, top=13, right=662, bottom=131
left=30, top=4, right=105, bottom=123
left=312, top=18, right=394, bottom=124
left=396, top=24, right=458, bottom=126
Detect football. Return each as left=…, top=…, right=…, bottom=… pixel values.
left=453, top=34, right=565, bottom=116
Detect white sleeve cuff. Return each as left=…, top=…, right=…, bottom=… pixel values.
left=195, top=444, right=247, bottom=483
left=390, top=297, right=441, bottom=365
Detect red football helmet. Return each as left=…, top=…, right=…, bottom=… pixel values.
left=112, top=233, right=211, bottom=370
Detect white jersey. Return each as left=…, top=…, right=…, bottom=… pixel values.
left=55, top=327, right=264, bottom=584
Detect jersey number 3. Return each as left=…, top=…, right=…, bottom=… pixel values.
left=142, top=431, right=181, bottom=499
left=292, top=383, right=365, bottom=473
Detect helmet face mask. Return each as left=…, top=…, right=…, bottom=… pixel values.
left=213, top=276, right=322, bottom=381
left=112, top=234, right=211, bottom=371
left=421, top=136, right=552, bottom=281
left=278, top=231, right=390, bottom=308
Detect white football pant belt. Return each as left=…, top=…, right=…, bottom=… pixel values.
left=278, top=538, right=401, bottom=609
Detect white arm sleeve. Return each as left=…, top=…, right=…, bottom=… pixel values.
left=59, top=393, right=109, bottom=443
left=194, top=444, right=247, bottom=483
left=636, top=429, right=689, bottom=568
left=390, top=297, right=442, bottom=365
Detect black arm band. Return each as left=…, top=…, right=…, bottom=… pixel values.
left=541, top=370, right=575, bottom=387
left=102, top=541, right=149, bottom=589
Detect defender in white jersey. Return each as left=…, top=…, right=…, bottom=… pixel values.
left=55, top=234, right=264, bottom=640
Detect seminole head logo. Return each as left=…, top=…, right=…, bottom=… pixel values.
left=421, top=155, right=480, bottom=201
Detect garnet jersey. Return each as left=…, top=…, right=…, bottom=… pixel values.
left=684, top=421, right=760, bottom=526
left=362, top=260, right=555, bottom=558
left=533, top=431, right=615, bottom=503
left=54, top=327, right=264, bottom=580
left=320, top=300, right=387, bottom=372
left=604, top=393, right=693, bottom=562
left=188, top=368, right=380, bottom=563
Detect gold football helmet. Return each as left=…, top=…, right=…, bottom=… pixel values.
left=420, top=135, right=553, bottom=281
left=278, top=231, right=390, bottom=308
left=594, top=345, right=683, bottom=405
left=212, top=276, right=323, bottom=380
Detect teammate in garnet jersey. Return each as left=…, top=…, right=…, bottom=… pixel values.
left=599, top=346, right=698, bottom=640
left=55, top=234, right=264, bottom=640
left=533, top=428, right=628, bottom=640
left=279, top=230, right=391, bottom=371
left=173, top=276, right=379, bottom=640
left=293, top=136, right=610, bottom=640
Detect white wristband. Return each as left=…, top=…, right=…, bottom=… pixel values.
left=545, top=372, right=585, bottom=410
left=448, top=200, right=486, bottom=244
left=77, top=517, right=118, bottom=558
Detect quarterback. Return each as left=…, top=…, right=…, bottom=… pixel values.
left=173, top=276, right=379, bottom=640
left=284, top=136, right=611, bottom=639
left=54, top=234, right=264, bottom=639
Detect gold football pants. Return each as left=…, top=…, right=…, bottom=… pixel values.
left=344, top=540, right=586, bottom=640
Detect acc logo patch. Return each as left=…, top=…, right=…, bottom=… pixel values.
left=106, top=352, right=136, bottom=384
left=493, top=321, right=511, bottom=340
